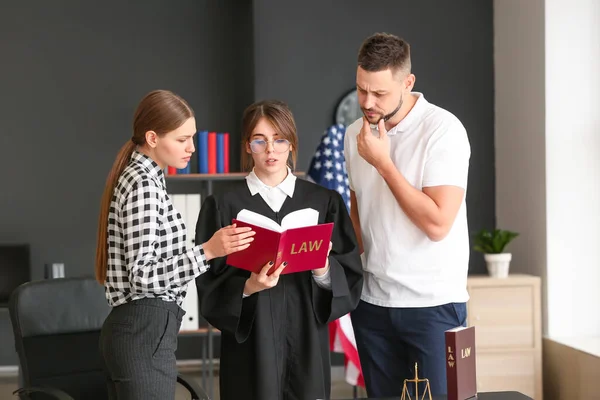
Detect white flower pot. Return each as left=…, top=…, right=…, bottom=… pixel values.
left=484, top=253, right=512, bottom=278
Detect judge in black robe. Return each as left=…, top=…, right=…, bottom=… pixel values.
left=194, top=178, right=363, bottom=400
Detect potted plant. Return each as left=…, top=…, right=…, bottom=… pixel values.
left=473, top=228, right=519, bottom=278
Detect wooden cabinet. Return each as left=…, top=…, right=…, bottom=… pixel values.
left=466, top=274, right=542, bottom=400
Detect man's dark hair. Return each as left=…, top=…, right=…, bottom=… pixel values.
left=358, top=33, right=411, bottom=75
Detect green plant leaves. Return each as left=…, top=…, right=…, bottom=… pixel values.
left=473, top=228, right=519, bottom=254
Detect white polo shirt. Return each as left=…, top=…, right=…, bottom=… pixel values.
left=344, top=92, right=471, bottom=308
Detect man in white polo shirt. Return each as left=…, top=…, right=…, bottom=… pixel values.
left=344, top=33, right=471, bottom=397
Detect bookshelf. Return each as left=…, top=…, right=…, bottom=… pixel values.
left=167, top=172, right=250, bottom=180
left=166, top=171, right=306, bottom=181
left=165, top=171, right=307, bottom=199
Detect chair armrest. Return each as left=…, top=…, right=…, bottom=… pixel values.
left=177, top=373, right=210, bottom=400
left=13, top=386, right=74, bottom=400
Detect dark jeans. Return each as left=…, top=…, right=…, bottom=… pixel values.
left=351, top=300, right=467, bottom=398
left=99, top=298, right=185, bottom=400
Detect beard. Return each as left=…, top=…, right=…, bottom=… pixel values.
left=362, top=93, right=404, bottom=124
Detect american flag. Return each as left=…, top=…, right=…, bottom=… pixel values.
left=307, top=123, right=364, bottom=388
left=307, top=124, right=351, bottom=210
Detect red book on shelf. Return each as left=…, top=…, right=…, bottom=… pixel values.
left=225, top=208, right=334, bottom=274
left=445, top=326, right=477, bottom=400
left=207, top=131, right=217, bottom=173
left=167, top=166, right=177, bottom=175
left=223, top=132, right=230, bottom=173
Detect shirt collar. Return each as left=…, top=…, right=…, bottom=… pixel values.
left=379, top=92, right=428, bottom=136
left=130, top=150, right=166, bottom=189
left=246, top=167, right=296, bottom=197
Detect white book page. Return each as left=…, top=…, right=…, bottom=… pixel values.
left=236, top=209, right=283, bottom=232
left=236, top=208, right=320, bottom=232
left=281, top=208, right=319, bottom=230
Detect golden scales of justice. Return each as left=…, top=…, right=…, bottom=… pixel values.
left=400, top=362, right=433, bottom=400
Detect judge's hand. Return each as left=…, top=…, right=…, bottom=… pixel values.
left=243, top=261, right=287, bottom=296
left=357, top=117, right=392, bottom=170
left=202, top=224, right=255, bottom=261
left=313, top=241, right=333, bottom=276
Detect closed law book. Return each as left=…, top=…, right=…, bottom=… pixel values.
left=226, top=208, right=334, bottom=274
left=176, top=163, right=190, bottom=174
left=223, top=132, right=229, bottom=172
left=207, top=131, right=217, bottom=173
left=198, top=130, right=209, bottom=173
left=445, top=325, right=477, bottom=400
left=216, top=133, right=225, bottom=173
left=190, top=133, right=199, bottom=173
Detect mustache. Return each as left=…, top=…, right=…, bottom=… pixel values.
left=362, top=108, right=383, bottom=115
left=362, top=95, right=404, bottom=123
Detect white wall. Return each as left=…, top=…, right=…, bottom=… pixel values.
left=495, top=0, right=600, bottom=338
left=545, top=0, right=600, bottom=338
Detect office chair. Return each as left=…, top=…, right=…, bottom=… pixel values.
left=9, top=277, right=209, bottom=399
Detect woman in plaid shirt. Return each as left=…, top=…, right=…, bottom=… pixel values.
left=95, top=90, right=254, bottom=399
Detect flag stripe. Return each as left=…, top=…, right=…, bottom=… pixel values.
left=307, top=123, right=364, bottom=388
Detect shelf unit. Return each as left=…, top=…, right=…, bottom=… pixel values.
left=466, top=274, right=542, bottom=399
left=165, top=171, right=306, bottom=200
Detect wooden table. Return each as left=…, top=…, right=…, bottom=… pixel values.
left=337, top=391, right=532, bottom=400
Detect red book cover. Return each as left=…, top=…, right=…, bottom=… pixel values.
left=167, top=166, right=177, bottom=175
left=223, top=132, right=229, bottom=173
left=207, top=131, right=217, bottom=173
left=445, top=326, right=477, bottom=400
left=225, top=209, right=334, bottom=274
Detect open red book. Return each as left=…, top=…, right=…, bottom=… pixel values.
left=445, top=325, right=477, bottom=400
left=225, top=208, right=334, bottom=274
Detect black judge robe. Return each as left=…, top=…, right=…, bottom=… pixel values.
left=194, top=178, right=363, bottom=400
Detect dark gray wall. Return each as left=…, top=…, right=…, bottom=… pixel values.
left=0, top=0, right=495, bottom=366
left=253, top=0, right=495, bottom=274
left=0, top=0, right=494, bottom=282
left=0, top=1, right=254, bottom=281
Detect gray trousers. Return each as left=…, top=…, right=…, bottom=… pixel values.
left=99, top=298, right=185, bottom=400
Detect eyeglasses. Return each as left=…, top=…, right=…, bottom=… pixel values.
left=249, top=139, right=291, bottom=154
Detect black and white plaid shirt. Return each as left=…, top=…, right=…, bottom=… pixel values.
left=104, top=150, right=208, bottom=307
